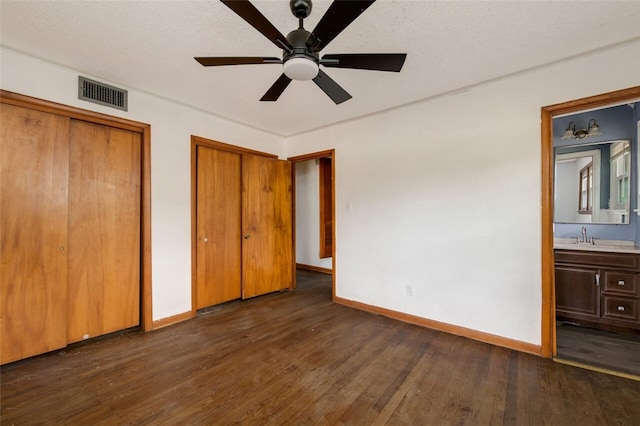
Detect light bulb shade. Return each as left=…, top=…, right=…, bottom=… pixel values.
left=588, top=124, right=601, bottom=136
left=283, top=57, right=318, bottom=81
left=587, top=119, right=602, bottom=137
left=561, top=129, right=575, bottom=140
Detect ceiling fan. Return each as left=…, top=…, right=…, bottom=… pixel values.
left=195, top=0, right=407, bottom=104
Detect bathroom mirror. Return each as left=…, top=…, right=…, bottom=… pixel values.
left=554, top=140, right=630, bottom=224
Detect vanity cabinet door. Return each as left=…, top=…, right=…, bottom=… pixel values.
left=555, top=266, right=601, bottom=319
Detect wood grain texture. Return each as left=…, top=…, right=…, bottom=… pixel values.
left=67, top=120, right=141, bottom=344
left=0, top=104, right=70, bottom=364
left=541, top=106, right=555, bottom=358
left=1, top=90, right=153, bottom=334
left=191, top=135, right=277, bottom=158
left=556, top=323, right=640, bottom=378
left=296, top=263, right=333, bottom=274
left=1, top=271, right=638, bottom=424
left=319, top=156, right=332, bottom=259
left=335, top=295, right=542, bottom=356
left=196, top=147, right=242, bottom=308
left=242, top=155, right=293, bottom=298
left=139, top=124, right=153, bottom=332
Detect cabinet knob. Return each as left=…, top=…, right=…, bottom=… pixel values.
left=595, top=273, right=600, bottom=287
left=617, top=280, right=625, bottom=286
left=617, top=306, right=625, bottom=312
left=243, top=234, right=251, bottom=240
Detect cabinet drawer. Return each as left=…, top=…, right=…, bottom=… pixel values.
left=603, top=272, right=639, bottom=297
left=555, top=250, right=640, bottom=270
left=601, top=296, right=639, bottom=323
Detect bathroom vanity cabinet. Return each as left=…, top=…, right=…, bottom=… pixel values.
left=555, top=250, right=640, bottom=332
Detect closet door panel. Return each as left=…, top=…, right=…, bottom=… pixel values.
left=242, top=155, right=293, bottom=298
left=67, top=120, right=141, bottom=343
left=196, top=147, right=242, bottom=308
left=0, top=104, right=70, bottom=364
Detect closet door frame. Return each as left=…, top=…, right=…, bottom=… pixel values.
left=0, top=90, right=153, bottom=332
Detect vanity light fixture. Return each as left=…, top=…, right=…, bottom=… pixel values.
left=561, top=119, right=602, bottom=140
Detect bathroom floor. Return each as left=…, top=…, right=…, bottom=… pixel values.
left=556, top=322, right=640, bottom=378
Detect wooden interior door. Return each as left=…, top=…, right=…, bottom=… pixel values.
left=67, top=120, right=141, bottom=344
left=242, top=155, right=293, bottom=298
left=319, top=156, right=333, bottom=259
left=0, top=104, right=70, bottom=364
left=196, top=146, right=242, bottom=308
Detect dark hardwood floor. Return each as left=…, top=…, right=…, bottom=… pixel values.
left=556, top=322, right=640, bottom=377
left=2, top=270, right=640, bottom=425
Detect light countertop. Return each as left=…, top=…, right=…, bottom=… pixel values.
left=554, top=238, right=640, bottom=254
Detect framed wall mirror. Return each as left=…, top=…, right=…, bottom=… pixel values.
left=554, top=140, right=630, bottom=224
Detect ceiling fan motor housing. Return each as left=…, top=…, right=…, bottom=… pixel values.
left=285, top=29, right=319, bottom=62
left=290, top=0, right=312, bottom=19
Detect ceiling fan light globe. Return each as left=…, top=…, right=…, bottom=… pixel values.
left=284, top=57, right=319, bottom=81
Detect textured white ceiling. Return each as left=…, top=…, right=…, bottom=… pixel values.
left=1, top=0, right=639, bottom=136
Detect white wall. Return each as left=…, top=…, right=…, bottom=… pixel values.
left=295, top=159, right=333, bottom=270
left=0, top=47, right=285, bottom=321
left=4, top=40, right=639, bottom=346
left=555, top=160, right=582, bottom=222
left=284, top=40, right=640, bottom=345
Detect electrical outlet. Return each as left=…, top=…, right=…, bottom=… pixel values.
left=405, top=285, right=413, bottom=296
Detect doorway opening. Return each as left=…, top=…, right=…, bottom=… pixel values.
left=541, top=86, right=640, bottom=378
left=289, top=150, right=336, bottom=299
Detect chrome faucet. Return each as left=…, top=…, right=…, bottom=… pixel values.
left=581, top=226, right=587, bottom=243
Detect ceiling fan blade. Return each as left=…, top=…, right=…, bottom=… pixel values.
left=321, top=53, right=406, bottom=72
left=195, top=57, right=282, bottom=66
left=260, top=74, right=292, bottom=101
left=311, top=0, right=376, bottom=52
left=312, top=70, right=352, bottom=105
left=220, top=0, right=292, bottom=51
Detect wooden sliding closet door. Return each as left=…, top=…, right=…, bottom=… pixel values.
left=67, top=120, right=141, bottom=343
left=196, top=146, right=242, bottom=308
left=242, top=155, right=293, bottom=298
left=194, top=142, right=293, bottom=308
left=0, top=104, right=70, bottom=364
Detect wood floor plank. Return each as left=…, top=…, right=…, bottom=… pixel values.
left=1, top=270, right=639, bottom=424
left=556, top=323, right=640, bottom=377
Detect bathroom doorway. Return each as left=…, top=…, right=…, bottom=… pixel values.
left=541, top=86, right=640, bottom=378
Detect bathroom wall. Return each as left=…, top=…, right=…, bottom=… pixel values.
left=553, top=104, right=638, bottom=242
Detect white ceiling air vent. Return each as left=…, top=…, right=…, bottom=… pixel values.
left=78, top=76, right=128, bottom=111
